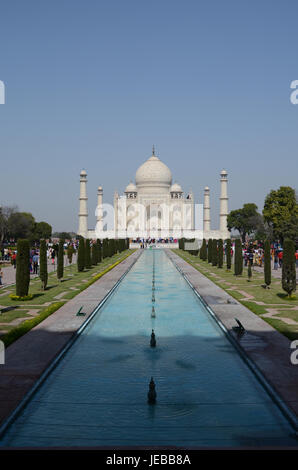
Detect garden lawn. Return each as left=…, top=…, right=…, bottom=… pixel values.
left=0, top=250, right=133, bottom=342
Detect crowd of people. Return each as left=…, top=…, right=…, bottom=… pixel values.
left=238, top=244, right=298, bottom=269
left=0, top=241, right=78, bottom=286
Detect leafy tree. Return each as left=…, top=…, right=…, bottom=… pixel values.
left=227, top=203, right=260, bottom=242
left=264, top=239, right=271, bottom=288
left=263, top=186, right=298, bottom=243
left=39, top=239, right=48, bottom=290
left=0, top=205, right=17, bottom=245
left=16, top=239, right=30, bottom=297
left=77, top=237, right=85, bottom=272
left=234, top=239, right=243, bottom=276
left=226, top=239, right=232, bottom=270
left=34, top=221, right=52, bottom=240
left=8, top=212, right=35, bottom=240
left=218, top=239, right=223, bottom=268
left=53, top=232, right=73, bottom=240
left=207, top=239, right=213, bottom=263
left=57, top=239, right=64, bottom=281
left=282, top=239, right=296, bottom=297
left=85, top=239, right=91, bottom=269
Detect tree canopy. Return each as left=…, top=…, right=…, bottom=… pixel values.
left=0, top=205, right=52, bottom=244
left=227, top=203, right=260, bottom=242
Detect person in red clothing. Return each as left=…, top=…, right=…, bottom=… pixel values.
left=295, top=250, right=298, bottom=268
left=12, top=252, right=17, bottom=269
left=278, top=250, right=283, bottom=268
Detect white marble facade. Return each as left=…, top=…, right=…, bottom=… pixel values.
left=78, top=148, right=230, bottom=241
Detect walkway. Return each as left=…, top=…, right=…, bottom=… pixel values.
left=0, top=255, right=77, bottom=288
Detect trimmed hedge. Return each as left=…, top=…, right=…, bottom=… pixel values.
left=16, top=239, right=30, bottom=297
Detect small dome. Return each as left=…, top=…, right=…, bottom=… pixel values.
left=204, top=186, right=210, bottom=191
left=221, top=169, right=227, bottom=175
left=135, top=151, right=172, bottom=192
left=125, top=181, right=137, bottom=192
left=80, top=169, right=87, bottom=176
left=98, top=185, right=103, bottom=191
left=170, top=182, right=183, bottom=193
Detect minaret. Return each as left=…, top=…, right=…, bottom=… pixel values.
left=219, top=170, right=229, bottom=235
left=96, top=186, right=103, bottom=231
left=203, top=186, right=211, bottom=233
left=78, top=169, right=88, bottom=238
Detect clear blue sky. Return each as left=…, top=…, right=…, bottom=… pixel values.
left=0, top=0, right=297, bottom=232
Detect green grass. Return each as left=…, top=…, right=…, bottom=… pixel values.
left=1, top=302, right=65, bottom=347
left=0, top=250, right=134, bottom=345
left=0, top=309, right=30, bottom=323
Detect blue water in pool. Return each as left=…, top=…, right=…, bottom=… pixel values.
left=1, top=250, right=297, bottom=447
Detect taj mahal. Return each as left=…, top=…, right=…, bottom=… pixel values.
left=78, top=147, right=230, bottom=241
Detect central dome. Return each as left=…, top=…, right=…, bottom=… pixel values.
left=135, top=151, right=172, bottom=193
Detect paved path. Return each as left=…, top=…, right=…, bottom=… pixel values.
left=0, top=250, right=141, bottom=428
left=0, top=255, right=77, bottom=288
left=167, top=250, right=298, bottom=424
left=252, top=264, right=298, bottom=279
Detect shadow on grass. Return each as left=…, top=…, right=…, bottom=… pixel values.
left=277, top=293, right=297, bottom=301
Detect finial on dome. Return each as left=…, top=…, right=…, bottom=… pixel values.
left=152, top=145, right=155, bottom=156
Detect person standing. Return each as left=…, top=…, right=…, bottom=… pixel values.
left=278, top=250, right=283, bottom=268
left=12, top=251, right=17, bottom=269
left=274, top=252, right=279, bottom=270
left=0, top=267, right=3, bottom=286
left=32, top=252, right=39, bottom=274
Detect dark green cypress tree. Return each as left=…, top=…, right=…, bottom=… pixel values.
left=208, top=239, right=213, bottom=263
left=85, top=239, right=91, bottom=269
left=234, top=239, right=243, bottom=275
left=77, top=237, right=85, bottom=272
left=16, top=239, right=30, bottom=297
left=96, top=239, right=102, bottom=263
left=57, top=239, right=64, bottom=281
left=110, top=239, right=115, bottom=257
left=91, top=242, right=97, bottom=265
left=67, top=245, right=74, bottom=265
left=39, top=239, right=48, bottom=290
left=248, top=262, right=252, bottom=281
left=218, top=239, right=223, bottom=268
left=226, top=239, right=232, bottom=270
left=282, top=239, right=296, bottom=297
left=212, top=239, right=218, bottom=266
left=264, top=239, right=271, bottom=288
left=102, top=238, right=107, bottom=258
